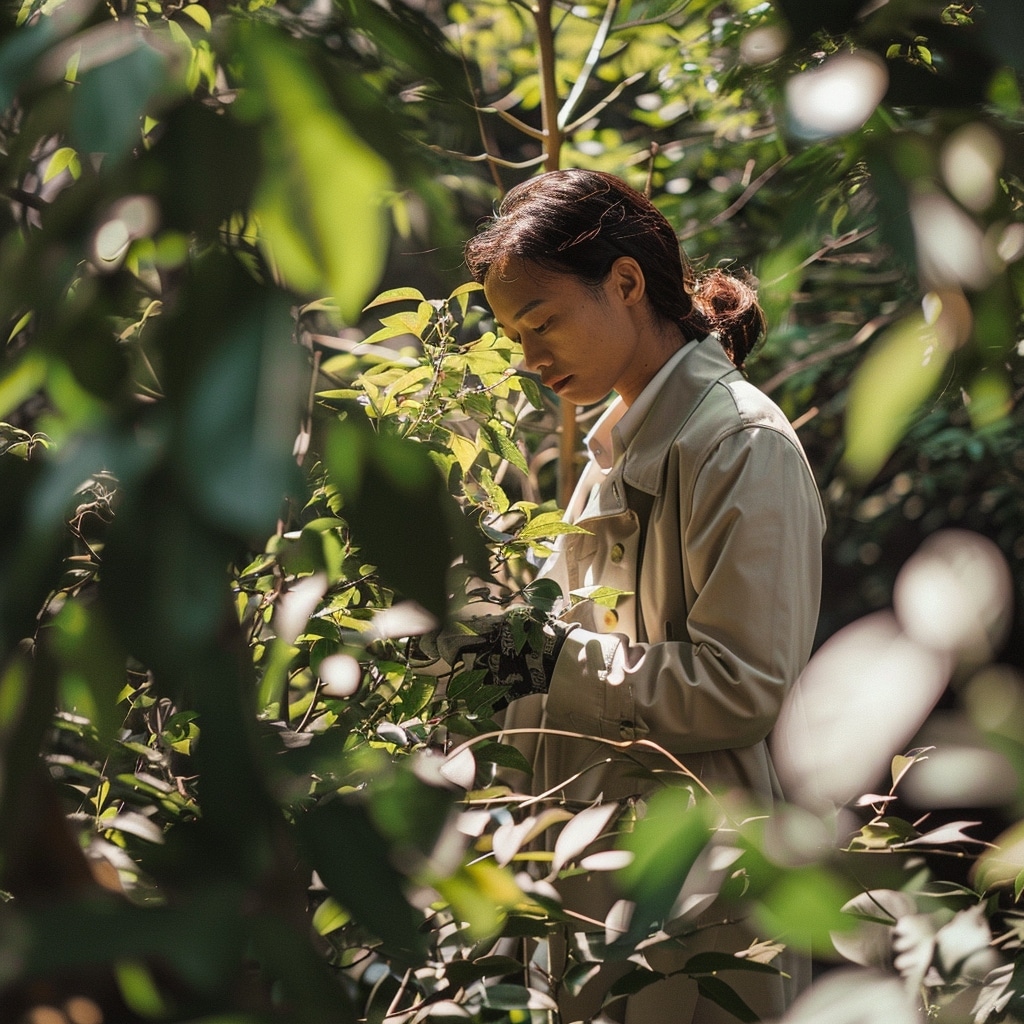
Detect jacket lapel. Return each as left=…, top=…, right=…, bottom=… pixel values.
left=622, top=335, right=740, bottom=496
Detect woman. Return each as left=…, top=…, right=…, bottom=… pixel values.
left=458, top=169, right=825, bottom=1023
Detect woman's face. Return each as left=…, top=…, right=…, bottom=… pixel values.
left=484, top=256, right=667, bottom=407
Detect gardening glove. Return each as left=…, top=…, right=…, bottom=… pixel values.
left=473, top=608, right=576, bottom=711
left=409, top=612, right=507, bottom=671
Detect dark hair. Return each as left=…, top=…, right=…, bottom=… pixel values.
left=464, top=169, right=764, bottom=366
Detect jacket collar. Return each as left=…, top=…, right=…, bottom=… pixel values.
left=623, top=333, right=741, bottom=496
left=575, top=336, right=741, bottom=523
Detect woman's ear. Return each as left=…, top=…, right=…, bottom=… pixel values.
left=610, top=256, right=646, bottom=306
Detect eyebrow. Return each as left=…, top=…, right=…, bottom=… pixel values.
left=513, top=298, right=545, bottom=322
left=492, top=298, right=547, bottom=332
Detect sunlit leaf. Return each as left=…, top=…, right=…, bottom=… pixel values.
left=239, top=27, right=393, bottom=321
left=616, top=789, right=712, bottom=940
left=479, top=419, right=528, bottom=474
left=363, top=286, right=427, bottom=310
left=843, top=315, right=949, bottom=483
left=550, top=802, right=619, bottom=877
left=180, top=4, right=212, bottom=30
left=756, top=866, right=855, bottom=953
left=312, top=897, right=350, bottom=936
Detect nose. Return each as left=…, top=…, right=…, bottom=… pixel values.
left=518, top=332, right=551, bottom=374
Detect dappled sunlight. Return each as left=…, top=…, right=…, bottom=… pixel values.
left=272, top=571, right=327, bottom=645
left=893, top=529, right=1012, bottom=664
left=318, top=653, right=363, bottom=698
left=911, top=191, right=993, bottom=290
left=90, top=195, right=159, bottom=270
left=900, top=738, right=1016, bottom=809
left=785, top=51, right=888, bottom=139
left=773, top=610, right=951, bottom=810
left=772, top=966, right=920, bottom=1024
left=921, top=287, right=973, bottom=350
left=963, top=663, right=1024, bottom=734
left=773, top=530, right=1013, bottom=812
left=740, top=25, right=787, bottom=66
left=941, top=122, right=1004, bottom=213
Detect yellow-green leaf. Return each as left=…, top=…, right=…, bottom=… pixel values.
left=43, top=146, right=81, bottom=183
left=842, top=313, right=948, bottom=483
left=363, top=286, right=426, bottom=310
left=448, top=430, right=478, bottom=472
left=180, top=4, right=212, bottom=30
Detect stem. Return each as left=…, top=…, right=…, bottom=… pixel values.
left=531, top=0, right=579, bottom=508
left=533, top=0, right=563, bottom=172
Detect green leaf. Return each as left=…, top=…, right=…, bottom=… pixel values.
left=42, top=146, right=80, bottom=183
left=696, top=976, right=758, bottom=1023
left=0, top=352, right=46, bottom=421
left=973, top=820, right=1024, bottom=894
left=615, top=790, right=712, bottom=942
left=180, top=3, right=212, bottom=30
left=518, top=373, right=545, bottom=410
left=682, top=951, right=782, bottom=976
left=325, top=419, right=468, bottom=618
left=363, top=287, right=427, bottom=310
left=842, top=314, right=949, bottom=483
left=311, top=897, right=350, bottom=936
left=755, top=866, right=855, bottom=953
left=50, top=599, right=127, bottom=749
left=177, top=268, right=307, bottom=537
left=479, top=419, right=528, bottom=473
left=239, top=27, right=393, bottom=321
left=293, top=800, right=426, bottom=957
left=71, top=39, right=168, bottom=160
left=472, top=741, right=533, bottom=775
left=518, top=511, right=589, bottom=542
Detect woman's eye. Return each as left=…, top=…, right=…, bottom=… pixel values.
left=534, top=319, right=551, bottom=335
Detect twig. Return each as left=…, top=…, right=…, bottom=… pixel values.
left=557, top=0, right=618, bottom=131
left=680, top=156, right=791, bottom=240
left=447, top=726, right=717, bottom=801
left=759, top=312, right=897, bottom=395
left=563, top=72, right=646, bottom=134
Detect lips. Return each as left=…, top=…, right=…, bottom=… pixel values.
left=546, top=375, right=571, bottom=394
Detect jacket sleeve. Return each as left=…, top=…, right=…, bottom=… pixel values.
left=542, top=424, right=824, bottom=754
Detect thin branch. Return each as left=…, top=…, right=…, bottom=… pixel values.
left=680, top=156, right=791, bottom=240
left=760, top=312, right=898, bottom=395
left=454, top=24, right=504, bottom=191
left=423, top=143, right=547, bottom=170
left=557, top=0, right=617, bottom=131
left=446, top=726, right=717, bottom=802
left=562, top=71, right=646, bottom=134
left=533, top=0, right=563, bottom=171
left=489, top=104, right=547, bottom=140
left=2, top=186, right=46, bottom=210
left=613, top=0, right=697, bottom=31
left=761, top=227, right=878, bottom=286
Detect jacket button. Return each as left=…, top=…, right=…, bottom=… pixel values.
left=610, top=543, right=625, bottom=563
left=601, top=608, right=619, bottom=630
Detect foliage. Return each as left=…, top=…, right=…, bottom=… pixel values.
left=2, top=0, right=1024, bottom=1022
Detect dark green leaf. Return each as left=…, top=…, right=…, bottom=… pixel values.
left=71, top=39, right=168, bottom=160
left=471, top=741, right=533, bottom=775
left=293, top=799, right=426, bottom=958
left=696, top=976, right=758, bottom=1023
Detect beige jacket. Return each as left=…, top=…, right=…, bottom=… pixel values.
left=500, top=335, right=825, bottom=1021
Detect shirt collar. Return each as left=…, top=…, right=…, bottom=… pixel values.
left=584, top=340, right=698, bottom=470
